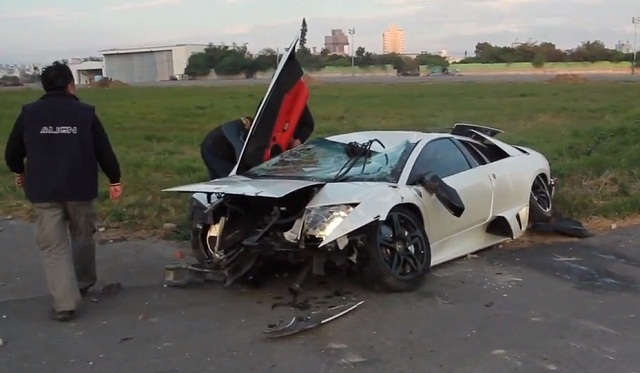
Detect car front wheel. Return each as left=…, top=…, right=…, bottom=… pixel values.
left=361, top=206, right=431, bottom=292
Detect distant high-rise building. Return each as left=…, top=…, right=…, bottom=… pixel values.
left=382, top=25, right=405, bottom=54
left=324, top=29, right=349, bottom=55
left=615, top=40, right=632, bottom=54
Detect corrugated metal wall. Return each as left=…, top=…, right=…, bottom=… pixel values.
left=104, top=50, right=174, bottom=82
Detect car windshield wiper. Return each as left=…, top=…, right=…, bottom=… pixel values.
left=333, top=139, right=386, bottom=181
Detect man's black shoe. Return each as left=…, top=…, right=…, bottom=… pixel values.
left=50, top=308, right=75, bottom=322
left=79, top=281, right=96, bottom=297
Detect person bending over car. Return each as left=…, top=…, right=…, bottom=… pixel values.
left=200, top=105, right=315, bottom=180
left=200, top=115, right=253, bottom=180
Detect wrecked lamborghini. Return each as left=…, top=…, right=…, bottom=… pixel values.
left=162, top=35, right=555, bottom=294
left=164, top=124, right=555, bottom=293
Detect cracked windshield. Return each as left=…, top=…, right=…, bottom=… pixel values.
left=245, top=138, right=416, bottom=182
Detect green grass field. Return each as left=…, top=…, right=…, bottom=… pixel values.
left=1, top=81, right=639, bottom=237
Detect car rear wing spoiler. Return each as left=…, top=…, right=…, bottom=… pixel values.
left=451, top=123, right=503, bottom=138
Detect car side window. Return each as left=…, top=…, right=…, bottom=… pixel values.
left=409, top=138, right=473, bottom=181
left=459, top=140, right=489, bottom=165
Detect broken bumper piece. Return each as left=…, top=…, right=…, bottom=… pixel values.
left=163, top=263, right=225, bottom=287
left=264, top=300, right=365, bottom=338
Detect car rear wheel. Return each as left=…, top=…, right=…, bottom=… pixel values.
left=361, top=206, right=431, bottom=292
left=529, top=174, right=553, bottom=224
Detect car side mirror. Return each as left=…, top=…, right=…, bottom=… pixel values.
left=417, top=172, right=465, bottom=218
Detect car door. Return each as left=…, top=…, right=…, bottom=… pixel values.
left=406, top=138, right=495, bottom=252
left=229, top=34, right=310, bottom=175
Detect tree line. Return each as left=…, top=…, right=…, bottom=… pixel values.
left=184, top=18, right=640, bottom=78
left=460, top=40, right=638, bottom=66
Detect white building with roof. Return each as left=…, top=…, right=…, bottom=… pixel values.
left=68, top=59, right=104, bottom=85
left=98, top=44, right=208, bottom=83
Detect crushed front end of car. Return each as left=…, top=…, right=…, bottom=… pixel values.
left=163, top=136, right=417, bottom=292
left=187, top=186, right=367, bottom=290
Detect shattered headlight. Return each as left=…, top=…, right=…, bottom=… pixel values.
left=303, top=205, right=355, bottom=239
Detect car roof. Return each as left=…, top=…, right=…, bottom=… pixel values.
left=326, top=130, right=449, bottom=150
left=324, top=130, right=489, bottom=151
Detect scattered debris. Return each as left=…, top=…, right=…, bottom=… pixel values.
left=551, top=254, right=582, bottom=262
left=436, top=296, right=453, bottom=305
left=340, top=352, right=367, bottom=365
left=163, top=223, right=177, bottom=230
left=575, top=319, right=620, bottom=335
left=118, top=337, right=134, bottom=343
left=264, top=300, right=364, bottom=338
left=5, top=215, right=13, bottom=220
left=326, top=342, right=348, bottom=349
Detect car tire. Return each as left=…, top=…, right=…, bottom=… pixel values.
left=360, top=206, right=431, bottom=292
left=191, top=226, right=208, bottom=264
left=529, top=174, right=553, bottom=224
left=187, top=203, right=209, bottom=264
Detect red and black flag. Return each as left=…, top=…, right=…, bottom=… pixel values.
left=233, top=35, right=312, bottom=174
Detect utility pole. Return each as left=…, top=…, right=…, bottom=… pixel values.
left=633, top=17, right=639, bottom=75
left=348, top=28, right=355, bottom=76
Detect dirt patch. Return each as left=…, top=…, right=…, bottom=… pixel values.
left=502, top=214, right=640, bottom=249
left=89, top=78, right=129, bottom=88
left=303, top=74, right=324, bottom=85
left=583, top=214, right=640, bottom=232
left=547, top=74, right=590, bottom=84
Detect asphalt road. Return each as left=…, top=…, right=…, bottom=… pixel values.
left=130, top=73, right=640, bottom=87
left=1, top=218, right=639, bottom=373
left=3, top=73, right=639, bottom=92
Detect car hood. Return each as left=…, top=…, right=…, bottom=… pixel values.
left=163, top=175, right=325, bottom=198
left=163, top=177, right=401, bottom=202
left=306, top=182, right=401, bottom=207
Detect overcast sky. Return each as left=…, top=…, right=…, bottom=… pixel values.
left=0, top=0, right=638, bottom=64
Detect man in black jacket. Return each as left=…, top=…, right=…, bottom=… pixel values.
left=200, top=116, right=253, bottom=180
left=200, top=105, right=315, bottom=179
left=4, top=61, right=122, bottom=322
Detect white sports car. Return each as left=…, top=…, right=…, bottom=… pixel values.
left=165, top=123, right=555, bottom=292
left=163, top=37, right=555, bottom=293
